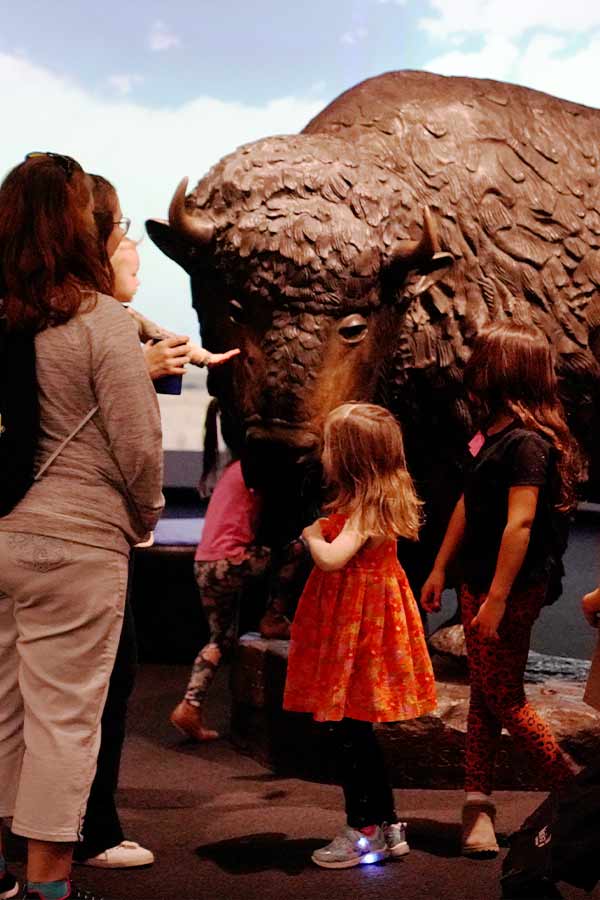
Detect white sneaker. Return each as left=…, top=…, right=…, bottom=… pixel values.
left=79, top=840, right=155, bottom=868
left=311, top=826, right=387, bottom=869
left=383, top=821, right=410, bottom=858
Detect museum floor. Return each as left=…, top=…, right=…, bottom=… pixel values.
left=8, top=664, right=598, bottom=900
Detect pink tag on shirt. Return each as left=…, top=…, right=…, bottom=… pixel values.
left=468, top=431, right=485, bottom=457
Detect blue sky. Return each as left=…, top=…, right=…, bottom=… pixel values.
left=2, top=0, right=600, bottom=336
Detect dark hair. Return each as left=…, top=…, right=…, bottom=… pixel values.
left=89, top=173, right=118, bottom=265
left=464, top=321, right=581, bottom=510
left=0, top=155, right=113, bottom=332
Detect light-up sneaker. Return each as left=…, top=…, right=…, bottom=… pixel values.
left=311, top=825, right=387, bottom=869
left=383, top=821, right=410, bottom=858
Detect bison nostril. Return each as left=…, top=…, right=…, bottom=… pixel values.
left=229, top=299, right=247, bottom=325
left=337, top=313, right=368, bottom=344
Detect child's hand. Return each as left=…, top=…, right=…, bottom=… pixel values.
left=302, top=520, right=324, bottom=542
left=471, top=597, right=506, bottom=640
left=421, top=568, right=445, bottom=612
left=189, top=342, right=240, bottom=367
left=582, top=587, right=600, bottom=628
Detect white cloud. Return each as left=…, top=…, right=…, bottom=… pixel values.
left=340, top=26, right=369, bottom=46
left=425, top=34, right=520, bottom=81
left=419, top=0, right=600, bottom=40
left=424, top=28, right=600, bottom=108
left=148, top=20, right=181, bottom=52
left=416, top=0, right=600, bottom=108
left=107, top=73, right=144, bottom=96
left=0, top=52, right=324, bottom=337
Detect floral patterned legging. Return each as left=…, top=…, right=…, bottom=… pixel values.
left=461, top=582, right=575, bottom=795
left=185, top=547, right=271, bottom=706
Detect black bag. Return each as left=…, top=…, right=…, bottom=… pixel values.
left=502, top=761, right=600, bottom=894
left=0, top=321, right=39, bottom=516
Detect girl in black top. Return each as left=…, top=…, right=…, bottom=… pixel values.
left=421, top=322, right=580, bottom=857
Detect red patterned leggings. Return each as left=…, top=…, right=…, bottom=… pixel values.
left=461, top=583, right=574, bottom=794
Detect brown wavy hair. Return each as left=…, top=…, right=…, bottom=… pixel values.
left=89, top=173, right=117, bottom=267
left=322, top=402, right=422, bottom=539
left=0, top=155, right=113, bottom=332
left=464, top=321, right=580, bottom=510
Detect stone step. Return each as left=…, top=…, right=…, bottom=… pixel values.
left=230, top=633, right=600, bottom=790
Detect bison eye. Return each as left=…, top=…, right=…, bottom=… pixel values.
left=228, top=299, right=247, bottom=325
left=337, top=314, right=368, bottom=344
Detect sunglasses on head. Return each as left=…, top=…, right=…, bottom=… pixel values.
left=24, top=152, right=81, bottom=180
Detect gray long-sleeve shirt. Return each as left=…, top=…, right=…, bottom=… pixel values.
left=0, top=293, right=164, bottom=555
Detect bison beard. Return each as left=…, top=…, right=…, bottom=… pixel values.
left=147, top=69, right=600, bottom=597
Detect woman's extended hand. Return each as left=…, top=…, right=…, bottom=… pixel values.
left=420, top=568, right=445, bottom=612
left=142, top=336, right=191, bottom=379
left=582, top=587, right=600, bottom=628
left=471, top=597, right=506, bottom=640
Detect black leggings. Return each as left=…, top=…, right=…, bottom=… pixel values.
left=75, top=581, right=137, bottom=859
left=328, top=718, right=396, bottom=830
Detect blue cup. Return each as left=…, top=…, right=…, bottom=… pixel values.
left=154, top=374, right=183, bottom=395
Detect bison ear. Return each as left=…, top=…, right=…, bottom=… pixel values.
left=146, top=178, right=216, bottom=273
left=385, top=207, right=453, bottom=299
left=145, top=218, right=198, bottom=274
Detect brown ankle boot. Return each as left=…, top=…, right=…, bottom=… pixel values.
left=170, top=700, right=219, bottom=741
left=259, top=601, right=291, bottom=640
left=461, top=798, right=499, bottom=856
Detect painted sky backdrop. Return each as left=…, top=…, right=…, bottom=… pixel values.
left=2, top=0, right=600, bottom=335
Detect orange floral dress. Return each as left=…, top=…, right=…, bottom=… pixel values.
left=283, top=514, right=437, bottom=723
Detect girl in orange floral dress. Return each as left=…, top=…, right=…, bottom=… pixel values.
left=283, top=402, right=436, bottom=869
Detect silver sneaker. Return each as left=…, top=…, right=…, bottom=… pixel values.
left=383, top=821, right=410, bottom=858
left=311, top=825, right=387, bottom=869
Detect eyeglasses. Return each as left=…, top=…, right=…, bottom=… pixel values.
left=25, top=152, right=80, bottom=180
left=115, top=217, right=131, bottom=236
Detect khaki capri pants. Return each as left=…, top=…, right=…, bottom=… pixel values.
left=0, top=532, right=128, bottom=841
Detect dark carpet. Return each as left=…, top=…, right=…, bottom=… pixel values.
left=8, top=664, right=597, bottom=900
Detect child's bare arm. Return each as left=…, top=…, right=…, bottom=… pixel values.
left=582, top=587, right=600, bottom=627
left=127, top=306, right=177, bottom=342
left=189, top=343, right=240, bottom=368
left=471, top=485, right=538, bottom=638
left=303, top=517, right=366, bottom=572
left=421, top=495, right=466, bottom=612
left=488, top=485, right=539, bottom=603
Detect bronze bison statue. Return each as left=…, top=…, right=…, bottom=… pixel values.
left=148, top=70, right=600, bottom=580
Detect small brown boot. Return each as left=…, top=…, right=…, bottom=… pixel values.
left=170, top=700, right=219, bottom=741
left=259, top=600, right=291, bottom=640
left=461, top=797, right=499, bottom=856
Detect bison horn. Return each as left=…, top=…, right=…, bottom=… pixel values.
left=391, top=207, right=440, bottom=264
left=169, top=177, right=215, bottom=245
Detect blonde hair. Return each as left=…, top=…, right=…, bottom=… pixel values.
left=322, top=402, right=422, bottom=539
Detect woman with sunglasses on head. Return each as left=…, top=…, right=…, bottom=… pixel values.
left=0, top=153, right=164, bottom=900
left=70, top=176, right=238, bottom=875
left=90, top=175, right=238, bottom=378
